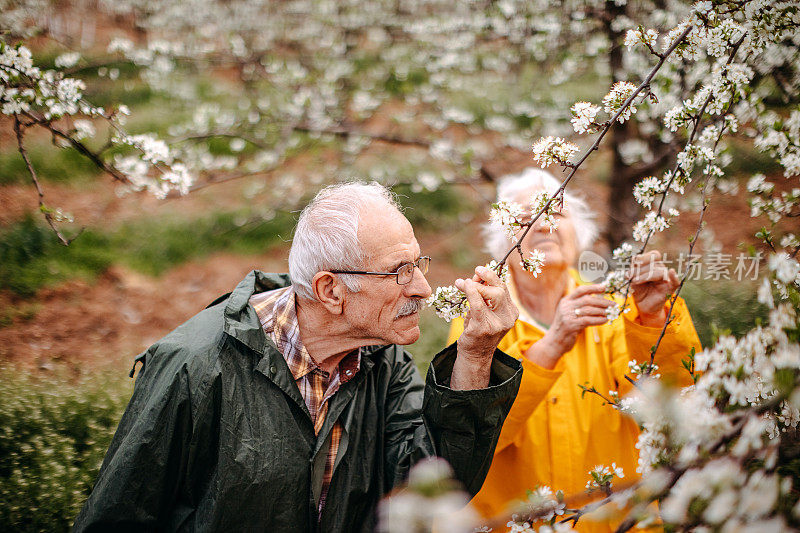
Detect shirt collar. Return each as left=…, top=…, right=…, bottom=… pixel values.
left=251, top=286, right=361, bottom=383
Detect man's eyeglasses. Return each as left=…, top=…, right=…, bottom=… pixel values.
left=330, top=256, right=431, bottom=285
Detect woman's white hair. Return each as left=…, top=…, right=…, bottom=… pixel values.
left=484, top=167, right=599, bottom=260
left=289, top=181, right=401, bottom=300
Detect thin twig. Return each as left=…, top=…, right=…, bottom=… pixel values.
left=494, top=24, right=696, bottom=270
left=13, top=117, right=82, bottom=246
left=646, top=176, right=712, bottom=370
left=21, top=111, right=130, bottom=184
left=641, top=40, right=748, bottom=372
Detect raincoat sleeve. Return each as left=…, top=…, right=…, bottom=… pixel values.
left=447, top=318, right=562, bottom=453
left=381, top=343, right=522, bottom=496
left=612, top=296, right=701, bottom=395
left=73, top=342, right=220, bottom=532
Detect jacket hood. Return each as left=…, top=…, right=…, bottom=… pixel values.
left=223, top=270, right=291, bottom=355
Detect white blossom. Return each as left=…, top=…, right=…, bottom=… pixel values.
left=490, top=200, right=525, bottom=237
left=54, top=51, right=80, bottom=68
left=624, top=27, right=659, bottom=50
left=602, top=81, right=638, bottom=123
left=521, top=249, right=545, bottom=276
left=72, top=119, right=95, bottom=140
left=570, top=101, right=600, bottom=134
left=426, top=285, right=469, bottom=322
left=633, top=176, right=664, bottom=209
left=532, top=136, right=579, bottom=168
left=632, top=211, right=669, bottom=242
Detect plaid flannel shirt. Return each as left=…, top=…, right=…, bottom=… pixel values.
left=249, top=286, right=361, bottom=515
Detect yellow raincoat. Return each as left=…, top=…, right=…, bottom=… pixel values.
left=447, top=271, right=701, bottom=532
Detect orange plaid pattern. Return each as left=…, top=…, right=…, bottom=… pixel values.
left=249, top=287, right=360, bottom=514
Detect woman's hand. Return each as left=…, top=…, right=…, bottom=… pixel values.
left=629, top=251, right=679, bottom=327
left=525, top=284, right=612, bottom=369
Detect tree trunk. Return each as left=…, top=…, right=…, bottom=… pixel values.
left=605, top=123, right=641, bottom=250
left=601, top=2, right=643, bottom=250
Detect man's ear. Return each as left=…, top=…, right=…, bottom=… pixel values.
left=311, top=272, right=346, bottom=314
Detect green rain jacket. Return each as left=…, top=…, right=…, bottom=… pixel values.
left=74, top=271, right=522, bottom=532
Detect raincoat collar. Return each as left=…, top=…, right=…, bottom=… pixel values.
left=223, top=270, right=291, bottom=355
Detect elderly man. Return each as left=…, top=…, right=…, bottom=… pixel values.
left=74, top=182, right=528, bottom=532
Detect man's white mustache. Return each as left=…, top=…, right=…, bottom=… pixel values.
left=396, top=298, right=424, bottom=318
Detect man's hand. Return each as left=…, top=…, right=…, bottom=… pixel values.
left=451, top=266, right=518, bottom=390
left=525, top=284, right=612, bottom=369
left=629, top=250, right=679, bottom=327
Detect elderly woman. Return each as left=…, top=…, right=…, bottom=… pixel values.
left=448, top=168, right=701, bottom=531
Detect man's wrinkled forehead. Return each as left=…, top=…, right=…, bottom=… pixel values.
left=357, top=204, right=417, bottom=263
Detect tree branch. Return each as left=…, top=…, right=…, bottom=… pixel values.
left=13, top=117, right=82, bottom=246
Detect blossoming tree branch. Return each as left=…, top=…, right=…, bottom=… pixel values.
left=390, top=2, right=800, bottom=532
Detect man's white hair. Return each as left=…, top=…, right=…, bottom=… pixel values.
left=289, top=181, right=401, bottom=300
left=484, top=167, right=599, bottom=260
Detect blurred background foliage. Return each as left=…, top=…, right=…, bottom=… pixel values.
left=0, top=367, right=133, bottom=532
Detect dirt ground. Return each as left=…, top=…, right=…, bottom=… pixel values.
left=0, top=226, right=473, bottom=374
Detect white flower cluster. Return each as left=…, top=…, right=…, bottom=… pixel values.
left=622, top=262, right=798, bottom=521
left=611, top=242, right=634, bottom=265
left=602, top=81, right=637, bottom=123
left=521, top=249, right=545, bottom=277
left=660, top=458, right=786, bottom=527
left=663, top=20, right=704, bottom=62
left=113, top=134, right=194, bottom=198
left=54, top=52, right=80, bottom=69
left=531, top=136, right=579, bottom=168
left=529, top=191, right=561, bottom=233
left=623, top=27, right=658, bottom=50
left=632, top=211, right=670, bottom=242
left=767, top=253, right=800, bottom=287
left=755, top=108, right=800, bottom=178
left=426, top=285, right=469, bottom=322
left=604, top=301, right=622, bottom=322
left=602, top=269, right=627, bottom=295
left=505, top=520, right=574, bottom=533
left=628, top=359, right=659, bottom=379
left=489, top=200, right=526, bottom=240
left=377, top=458, right=478, bottom=533
left=585, top=463, right=624, bottom=494
left=486, top=260, right=510, bottom=283
left=570, top=101, right=600, bottom=134
left=72, top=119, right=95, bottom=141
left=2, top=39, right=192, bottom=203
left=750, top=184, right=800, bottom=224
left=676, top=143, right=715, bottom=173
left=508, top=486, right=567, bottom=527
left=1, top=41, right=98, bottom=119
left=632, top=176, right=665, bottom=209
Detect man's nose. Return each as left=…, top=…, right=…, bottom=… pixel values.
left=405, top=266, right=433, bottom=299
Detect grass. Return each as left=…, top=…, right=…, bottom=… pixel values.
left=0, top=142, right=103, bottom=185
left=679, top=278, right=769, bottom=347
left=0, top=365, right=133, bottom=532
left=0, top=182, right=476, bottom=299
left=725, top=137, right=785, bottom=177
left=0, top=210, right=297, bottom=298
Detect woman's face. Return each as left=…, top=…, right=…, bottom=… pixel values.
left=509, top=187, right=579, bottom=276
